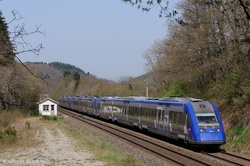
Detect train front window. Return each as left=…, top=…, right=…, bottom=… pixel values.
left=196, top=113, right=218, bottom=124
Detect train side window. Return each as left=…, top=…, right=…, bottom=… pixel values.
left=112, top=105, right=122, bottom=112
left=173, top=112, right=177, bottom=123
left=141, top=108, right=145, bottom=117
left=187, top=114, right=192, bottom=126
left=140, top=108, right=157, bottom=119
left=141, top=108, right=148, bottom=117
left=169, top=111, right=173, bottom=123
left=106, top=104, right=113, bottom=112
left=128, top=106, right=134, bottom=115
left=176, top=112, right=182, bottom=125
left=122, top=106, right=127, bottom=114
left=129, top=106, right=138, bottom=116
left=169, top=111, right=182, bottom=125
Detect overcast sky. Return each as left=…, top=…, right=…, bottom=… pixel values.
left=1, top=0, right=167, bottom=80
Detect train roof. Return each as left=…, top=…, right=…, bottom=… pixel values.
left=159, top=97, right=203, bottom=102
left=99, top=96, right=204, bottom=105
left=60, top=96, right=204, bottom=104
left=123, top=96, right=148, bottom=100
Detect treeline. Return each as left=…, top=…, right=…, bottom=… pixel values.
left=0, top=11, right=15, bottom=66
left=49, top=62, right=87, bottom=75
left=141, top=1, right=250, bottom=151
left=144, top=1, right=249, bottom=101
left=143, top=1, right=249, bottom=124
left=26, top=61, right=48, bottom=65
left=27, top=61, right=91, bottom=76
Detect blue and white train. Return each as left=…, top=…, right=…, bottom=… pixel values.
left=58, top=96, right=226, bottom=147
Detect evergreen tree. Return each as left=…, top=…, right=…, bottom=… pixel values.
left=0, top=11, right=15, bottom=65
left=49, top=62, right=86, bottom=75
left=63, top=70, right=71, bottom=78
left=73, top=72, right=80, bottom=81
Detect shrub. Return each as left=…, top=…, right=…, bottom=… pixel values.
left=0, top=126, right=17, bottom=142
left=218, top=66, right=250, bottom=108
left=160, top=81, right=187, bottom=97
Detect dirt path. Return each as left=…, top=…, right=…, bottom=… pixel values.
left=0, top=121, right=105, bottom=166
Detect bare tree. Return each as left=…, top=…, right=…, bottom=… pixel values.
left=142, top=0, right=250, bottom=95
left=0, top=10, right=46, bottom=110
left=10, top=10, right=51, bottom=85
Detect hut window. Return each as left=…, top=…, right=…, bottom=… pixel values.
left=43, top=105, right=49, bottom=111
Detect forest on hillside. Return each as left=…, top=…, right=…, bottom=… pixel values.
left=49, top=62, right=89, bottom=75
left=142, top=1, right=250, bottom=118
left=127, top=0, right=250, bottom=154
left=26, top=61, right=90, bottom=76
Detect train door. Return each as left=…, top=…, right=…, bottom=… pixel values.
left=157, top=105, right=165, bottom=132
left=122, top=101, right=129, bottom=121
left=93, top=97, right=98, bottom=115
left=68, top=97, right=73, bottom=109
left=163, top=107, right=169, bottom=134
left=184, top=112, right=188, bottom=140
left=184, top=111, right=192, bottom=141
left=169, top=108, right=186, bottom=140
left=164, top=105, right=170, bottom=135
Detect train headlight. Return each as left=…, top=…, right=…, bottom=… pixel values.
left=199, top=128, right=206, bottom=132
left=215, top=128, right=221, bottom=132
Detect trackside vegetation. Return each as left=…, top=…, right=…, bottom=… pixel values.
left=0, top=111, right=144, bottom=166
left=223, top=125, right=250, bottom=156
left=0, top=110, right=38, bottom=149
left=41, top=115, right=64, bottom=121
left=56, top=119, right=144, bottom=166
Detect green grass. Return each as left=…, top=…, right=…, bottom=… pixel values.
left=222, top=125, right=250, bottom=156
left=41, top=115, right=64, bottom=121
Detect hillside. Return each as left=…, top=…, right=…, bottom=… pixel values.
left=25, top=62, right=90, bottom=94
left=49, top=62, right=89, bottom=75
left=24, top=62, right=148, bottom=99
left=25, top=63, right=63, bottom=83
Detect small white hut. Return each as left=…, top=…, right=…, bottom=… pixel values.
left=37, top=98, right=58, bottom=116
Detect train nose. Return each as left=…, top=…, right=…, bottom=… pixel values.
left=195, top=128, right=225, bottom=141
left=199, top=132, right=225, bottom=141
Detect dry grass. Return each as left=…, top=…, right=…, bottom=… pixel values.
left=0, top=112, right=144, bottom=166
left=0, top=111, right=42, bottom=149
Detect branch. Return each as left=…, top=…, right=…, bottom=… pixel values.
left=122, top=0, right=183, bottom=23
left=14, top=44, right=44, bottom=55
left=0, top=97, right=22, bottom=107
left=10, top=24, right=46, bottom=51
left=238, top=0, right=250, bottom=20
left=15, top=55, right=49, bottom=86
left=8, top=10, right=22, bottom=24
left=4, top=10, right=49, bottom=85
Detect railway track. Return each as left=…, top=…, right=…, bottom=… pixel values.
left=58, top=107, right=250, bottom=166
left=201, top=150, right=250, bottom=166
